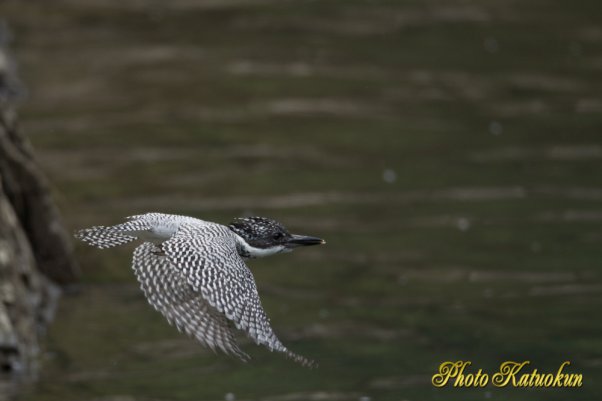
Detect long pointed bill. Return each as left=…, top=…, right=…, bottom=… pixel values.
left=287, top=234, right=326, bottom=247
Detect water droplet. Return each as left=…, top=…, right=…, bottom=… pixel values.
left=359, top=396, right=372, bottom=401
left=457, top=217, right=471, bottom=231
left=489, top=121, right=503, bottom=136
left=383, top=169, right=397, bottom=184
left=225, top=393, right=235, bottom=401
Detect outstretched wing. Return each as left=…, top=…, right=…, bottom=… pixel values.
left=132, top=242, right=248, bottom=360
left=163, top=222, right=315, bottom=367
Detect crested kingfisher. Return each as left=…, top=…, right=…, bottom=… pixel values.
left=75, top=213, right=325, bottom=367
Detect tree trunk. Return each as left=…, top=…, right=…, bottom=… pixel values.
left=0, top=22, right=78, bottom=395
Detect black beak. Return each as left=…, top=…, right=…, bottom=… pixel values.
left=287, top=234, right=326, bottom=247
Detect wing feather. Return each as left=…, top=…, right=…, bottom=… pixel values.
left=132, top=243, right=248, bottom=360
left=163, top=222, right=315, bottom=367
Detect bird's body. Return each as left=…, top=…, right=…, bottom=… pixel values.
left=75, top=213, right=324, bottom=367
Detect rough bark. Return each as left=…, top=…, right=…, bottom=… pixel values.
left=0, top=178, right=61, bottom=384
left=0, top=22, right=78, bottom=393
left=0, top=27, right=79, bottom=285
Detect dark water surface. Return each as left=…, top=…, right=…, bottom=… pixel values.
left=2, top=0, right=602, bottom=400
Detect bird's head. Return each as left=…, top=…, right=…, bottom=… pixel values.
left=228, top=216, right=325, bottom=258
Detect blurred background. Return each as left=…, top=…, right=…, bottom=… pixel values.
left=1, top=0, right=601, bottom=400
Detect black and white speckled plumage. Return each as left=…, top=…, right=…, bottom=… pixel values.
left=75, top=212, right=316, bottom=367
left=132, top=242, right=248, bottom=359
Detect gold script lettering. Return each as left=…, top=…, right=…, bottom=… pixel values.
left=492, top=361, right=530, bottom=387
left=432, top=361, right=470, bottom=387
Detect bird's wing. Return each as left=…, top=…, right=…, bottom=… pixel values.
left=163, top=222, right=315, bottom=367
left=132, top=242, right=249, bottom=360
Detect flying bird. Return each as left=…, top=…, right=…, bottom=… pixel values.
left=75, top=213, right=325, bottom=367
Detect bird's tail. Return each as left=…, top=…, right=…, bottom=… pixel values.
left=74, top=225, right=137, bottom=249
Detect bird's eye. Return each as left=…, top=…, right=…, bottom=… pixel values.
left=273, top=233, right=284, bottom=240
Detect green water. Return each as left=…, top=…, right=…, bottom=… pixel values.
left=3, top=0, right=602, bottom=400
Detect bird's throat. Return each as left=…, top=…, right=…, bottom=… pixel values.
left=233, top=234, right=287, bottom=259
